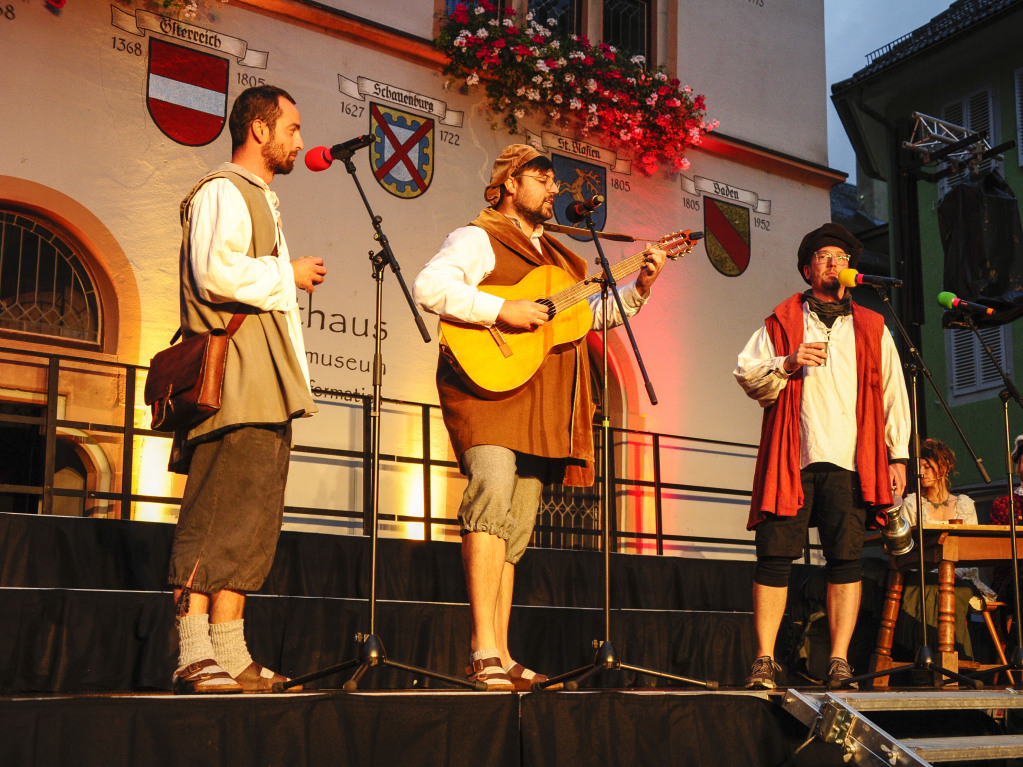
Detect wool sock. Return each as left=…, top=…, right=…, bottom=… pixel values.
left=176, top=613, right=215, bottom=670
left=210, top=619, right=254, bottom=679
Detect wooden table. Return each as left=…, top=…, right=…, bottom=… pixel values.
left=868, top=524, right=1021, bottom=686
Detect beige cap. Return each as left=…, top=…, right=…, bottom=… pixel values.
left=484, top=143, right=542, bottom=206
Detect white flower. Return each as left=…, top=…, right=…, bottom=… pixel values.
left=514, top=108, right=526, bottom=118
left=527, top=89, right=541, bottom=100
left=586, top=79, right=597, bottom=92
left=466, top=72, right=480, bottom=86
left=564, top=73, right=575, bottom=83
left=626, top=77, right=636, bottom=85
left=588, top=103, right=598, bottom=113
left=516, top=86, right=526, bottom=96
left=654, top=72, right=668, bottom=81
left=569, top=98, right=583, bottom=109
left=474, top=5, right=485, bottom=14
left=553, top=93, right=563, bottom=104
left=476, top=28, right=488, bottom=38
left=550, top=40, right=560, bottom=49
left=536, top=60, right=550, bottom=73
left=630, top=54, right=645, bottom=65
left=646, top=95, right=658, bottom=106
left=557, top=58, right=567, bottom=67
left=532, top=74, right=544, bottom=84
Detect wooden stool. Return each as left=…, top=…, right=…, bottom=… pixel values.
left=976, top=600, right=1014, bottom=684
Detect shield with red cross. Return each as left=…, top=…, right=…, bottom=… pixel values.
left=147, top=38, right=229, bottom=147
left=703, top=197, right=751, bottom=277
left=369, top=103, right=435, bottom=199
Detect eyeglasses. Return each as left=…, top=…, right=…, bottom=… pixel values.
left=813, top=251, right=851, bottom=264
left=518, top=173, right=559, bottom=191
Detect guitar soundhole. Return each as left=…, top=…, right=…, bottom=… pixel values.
left=538, top=298, right=556, bottom=320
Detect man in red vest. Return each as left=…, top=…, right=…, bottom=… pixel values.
left=734, top=223, right=910, bottom=689
left=413, top=144, right=665, bottom=689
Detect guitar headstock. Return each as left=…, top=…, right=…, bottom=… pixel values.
left=657, top=229, right=701, bottom=260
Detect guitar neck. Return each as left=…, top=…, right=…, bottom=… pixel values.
left=549, top=251, right=649, bottom=314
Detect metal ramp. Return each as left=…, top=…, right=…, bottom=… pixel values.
left=783, top=689, right=1023, bottom=765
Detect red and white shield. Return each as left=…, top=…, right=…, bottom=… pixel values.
left=147, top=38, right=229, bottom=147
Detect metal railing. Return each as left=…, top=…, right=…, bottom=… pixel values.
left=0, top=345, right=759, bottom=556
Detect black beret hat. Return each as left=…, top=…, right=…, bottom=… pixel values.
left=797, top=223, right=863, bottom=283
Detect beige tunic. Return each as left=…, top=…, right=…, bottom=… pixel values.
left=178, top=166, right=315, bottom=444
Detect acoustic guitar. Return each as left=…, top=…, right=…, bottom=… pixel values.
left=439, top=230, right=698, bottom=395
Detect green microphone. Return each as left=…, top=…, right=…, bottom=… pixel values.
left=937, top=291, right=994, bottom=315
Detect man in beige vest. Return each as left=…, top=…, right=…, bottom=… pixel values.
left=167, top=86, right=327, bottom=694
left=413, top=144, right=666, bottom=689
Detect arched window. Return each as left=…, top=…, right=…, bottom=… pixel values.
left=0, top=208, right=101, bottom=345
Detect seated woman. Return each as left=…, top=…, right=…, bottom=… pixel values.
left=903, top=438, right=978, bottom=527
left=902, top=438, right=997, bottom=603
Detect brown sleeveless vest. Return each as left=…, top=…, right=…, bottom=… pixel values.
left=436, top=208, right=595, bottom=485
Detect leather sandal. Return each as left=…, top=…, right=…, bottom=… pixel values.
left=466, top=656, right=515, bottom=691
left=505, top=662, right=560, bottom=691
left=172, top=659, right=243, bottom=694
left=233, top=661, right=302, bottom=693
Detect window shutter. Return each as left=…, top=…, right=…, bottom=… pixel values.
left=948, top=325, right=1013, bottom=399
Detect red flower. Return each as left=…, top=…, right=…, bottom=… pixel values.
left=512, top=44, right=531, bottom=56
left=582, top=56, right=594, bottom=66
left=493, top=38, right=506, bottom=49
left=450, top=3, right=469, bottom=24
left=532, top=35, right=546, bottom=43
left=693, top=95, right=706, bottom=110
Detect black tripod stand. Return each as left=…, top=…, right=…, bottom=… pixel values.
left=277, top=147, right=480, bottom=692
left=536, top=220, right=715, bottom=691
left=842, top=285, right=987, bottom=689
left=960, top=316, right=1023, bottom=686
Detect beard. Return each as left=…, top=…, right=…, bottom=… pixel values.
left=263, top=137, right=295, bottom=176
left=513, top=196, right=553, bottom=227
left=817, top=273, right=842, bottom=297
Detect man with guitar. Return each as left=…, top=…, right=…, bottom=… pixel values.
left=412, top=144, right=666, bottom=690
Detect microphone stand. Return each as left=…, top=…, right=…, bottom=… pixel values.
left=277, top=148, right=480, bottom=692
left=535, top=212, right=716, bottom=691
left=842, top=285, right=985, bottom=689
left=958, top=315, right=1023, bottom=685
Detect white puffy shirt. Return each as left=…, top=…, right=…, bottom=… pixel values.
left=733, top=301, right=910, bottom=471
left=412, top=221, right=648, bottom=328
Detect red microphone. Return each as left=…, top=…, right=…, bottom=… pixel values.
left=304, top=147, right=334, bottom=172
left=304, top=135, right=376, bottom=172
